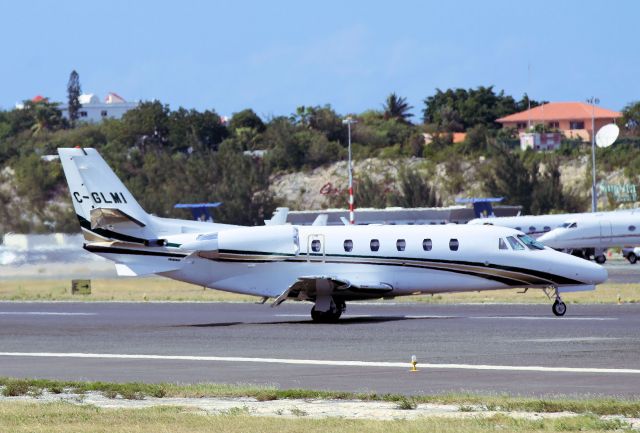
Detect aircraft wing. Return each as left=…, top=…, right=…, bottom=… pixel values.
left=272, top=276, right=392, bottom=306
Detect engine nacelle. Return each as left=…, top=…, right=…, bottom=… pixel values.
left=181, top=225, right=299, bottom=258
left=219, top=225, right=299, bottom=256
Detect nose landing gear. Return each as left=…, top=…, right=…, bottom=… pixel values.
left=552, top=298, right=567, bottom=316
left=544, top=286, right=566, bottom=317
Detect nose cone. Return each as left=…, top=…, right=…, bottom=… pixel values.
left=538, top=231, right=559, bottom=248
left=576, top=257, right=608, bottom=285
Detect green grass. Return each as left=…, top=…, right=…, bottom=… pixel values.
left=1, top=378, right=639, bottom=418
left=0, top=402, right=632, bottom=433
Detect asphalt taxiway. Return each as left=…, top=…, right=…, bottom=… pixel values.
left=1, top=302, right=639, bottom=397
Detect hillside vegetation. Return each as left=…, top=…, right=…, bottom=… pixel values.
left=1, top=88, right=639, bottom=234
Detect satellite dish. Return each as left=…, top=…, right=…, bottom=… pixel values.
left=595, top=124, right=619, bottom=148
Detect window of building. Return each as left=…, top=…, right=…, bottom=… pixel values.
left=100, top=110, right=108, bottom=117
left=396, top=239, right=406, bottom=251
left=422, top=239, right=432, bottom=251
left=499, top=238, right=508, bottom=250
left=507, top=236, right=525, bottom=250
left=516, top=122, right=527, bottom=129
left=370, top=239, right=380, bottom=252
left=547, top=121, right=559, bottom=129
left=311, top=239, right=321, bottom=253
left=343, top=239, right=353, bottom=252
left=80, top=111, right=88, bottom=117
left=569, top=121, right=585, bottom=130
left=449, top=238, right=459, bottom=251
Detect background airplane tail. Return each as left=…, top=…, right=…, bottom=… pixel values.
left=58, top=148, right=155, bottom=244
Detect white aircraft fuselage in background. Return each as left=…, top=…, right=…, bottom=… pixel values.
left=468, top=209, right=640, bottom=263
left=58, top=148, right=607, bottom=320
left=539, top=211, right=640, bottom=251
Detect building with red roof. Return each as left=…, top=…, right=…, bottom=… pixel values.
left=497, top=102, right=622, bottom=142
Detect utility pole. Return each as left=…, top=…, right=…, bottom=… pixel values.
left=342, top=117, right=357, bottom=224
left=587, top=97, right=600, bottom=212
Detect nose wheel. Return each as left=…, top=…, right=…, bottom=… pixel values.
left=543, top=286, right=567, bottom=317
left=552, top=299, right=567, bottom=316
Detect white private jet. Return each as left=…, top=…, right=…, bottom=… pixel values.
left=538, top=211, right=640, bottom=258
left=468, top=210, right=640, bottom=263
left=58, top=148, right=607, bottom=320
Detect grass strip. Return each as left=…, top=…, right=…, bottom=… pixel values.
left=1, top=277, right=639, bottom=304
left=1, top=377, right=639, bottom=417
left=0, top=402, right=632, bottom=433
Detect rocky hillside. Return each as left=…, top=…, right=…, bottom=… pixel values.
left=270, top=155, right=609, bottom=211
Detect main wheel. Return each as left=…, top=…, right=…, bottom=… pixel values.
left=310, top=305, right=342, bottom=323
left=552, top=300, right=567, bottom=317
left=594, top=255, right=606, bottom=264
left=628, top=253, right=637, bottom=264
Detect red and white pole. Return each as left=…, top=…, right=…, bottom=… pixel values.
left=343, top=117, right=357, bottom=224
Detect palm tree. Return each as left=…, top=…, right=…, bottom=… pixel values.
left=383, top=93, right=414, bottom=123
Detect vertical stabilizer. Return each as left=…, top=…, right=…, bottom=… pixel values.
left=58, top=148, right=155, bottom=243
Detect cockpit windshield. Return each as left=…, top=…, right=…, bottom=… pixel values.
left=517, top=234, right=546, bottom=250
left=506, top=236, right=525, bottom=250
left=561, top=221, right=578, bottom=229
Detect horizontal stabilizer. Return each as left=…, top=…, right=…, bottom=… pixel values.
left=114, top=261, right=184, bottom=276
left=90, top=208, right=146, bottom=230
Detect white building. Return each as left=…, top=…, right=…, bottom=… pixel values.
left=59, top=92, right=139, bottom=122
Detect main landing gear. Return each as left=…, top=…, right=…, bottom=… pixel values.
left=544, top=286, right=566, bottom=317
left=310, top=299, right=345, bottom=323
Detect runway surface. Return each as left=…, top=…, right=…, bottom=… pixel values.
left=1, top=302, right=639, bottom=397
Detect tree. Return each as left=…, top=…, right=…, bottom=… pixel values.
left=67, top=70, right=82, bottom=127
left=22, top=99, right=66, bottom=136
left=622, top=101, right=640, bottom=136
left=383, top=93, right=414, bottom=123
left=392, top=167, right=440, bottom=207
left=422, top=86, right=543, bottom=132
left=229, top=109, right=265, bottom=133
left=481, top=144, right=537, bottom=213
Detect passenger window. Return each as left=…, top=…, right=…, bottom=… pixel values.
left=449, top=239, right=459, bottom=251
left=343, top=239, right=353, bottom=252
left=629, top=225, right=636, bottom=232
left=311, top=239, right=321, bottom=253
left=370, top=239, right=380, bottom=252
left=528, top=226, right=536, bottom=234
left=499, top=238, right=508, bottom=250
left=396, top=239, right=406, bottom=251
left=543, top=226, right=551, bottom=232
left=515, top=226, right=522, bottom=231
left=506, top=236, right=525, bottom=250
left=422, top=239, right=432, bottom=251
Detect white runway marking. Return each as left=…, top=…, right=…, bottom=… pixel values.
left=470, top=316, right=617, bottom=321
left=523, top=337, right=623, bottom=343
left=0, top=352, right=639, bottom=375
left=0, top=312, right=96, bottom=316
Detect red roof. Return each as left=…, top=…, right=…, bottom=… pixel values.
left=497, top=102, right=621, bottom=123
left=32, top=95, right=45, bottom=102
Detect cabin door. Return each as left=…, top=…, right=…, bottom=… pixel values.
left=599, top=221, right=612, bottom=244
left=306, top=234, right=326, bottom=262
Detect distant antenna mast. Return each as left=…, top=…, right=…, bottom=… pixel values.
left=527, top=63, right=531, bottom=129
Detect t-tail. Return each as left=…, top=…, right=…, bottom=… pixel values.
left=58, top=148, right=159, bottom=245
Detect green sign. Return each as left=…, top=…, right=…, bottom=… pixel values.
left=599, top=183, right=637, bottom=203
